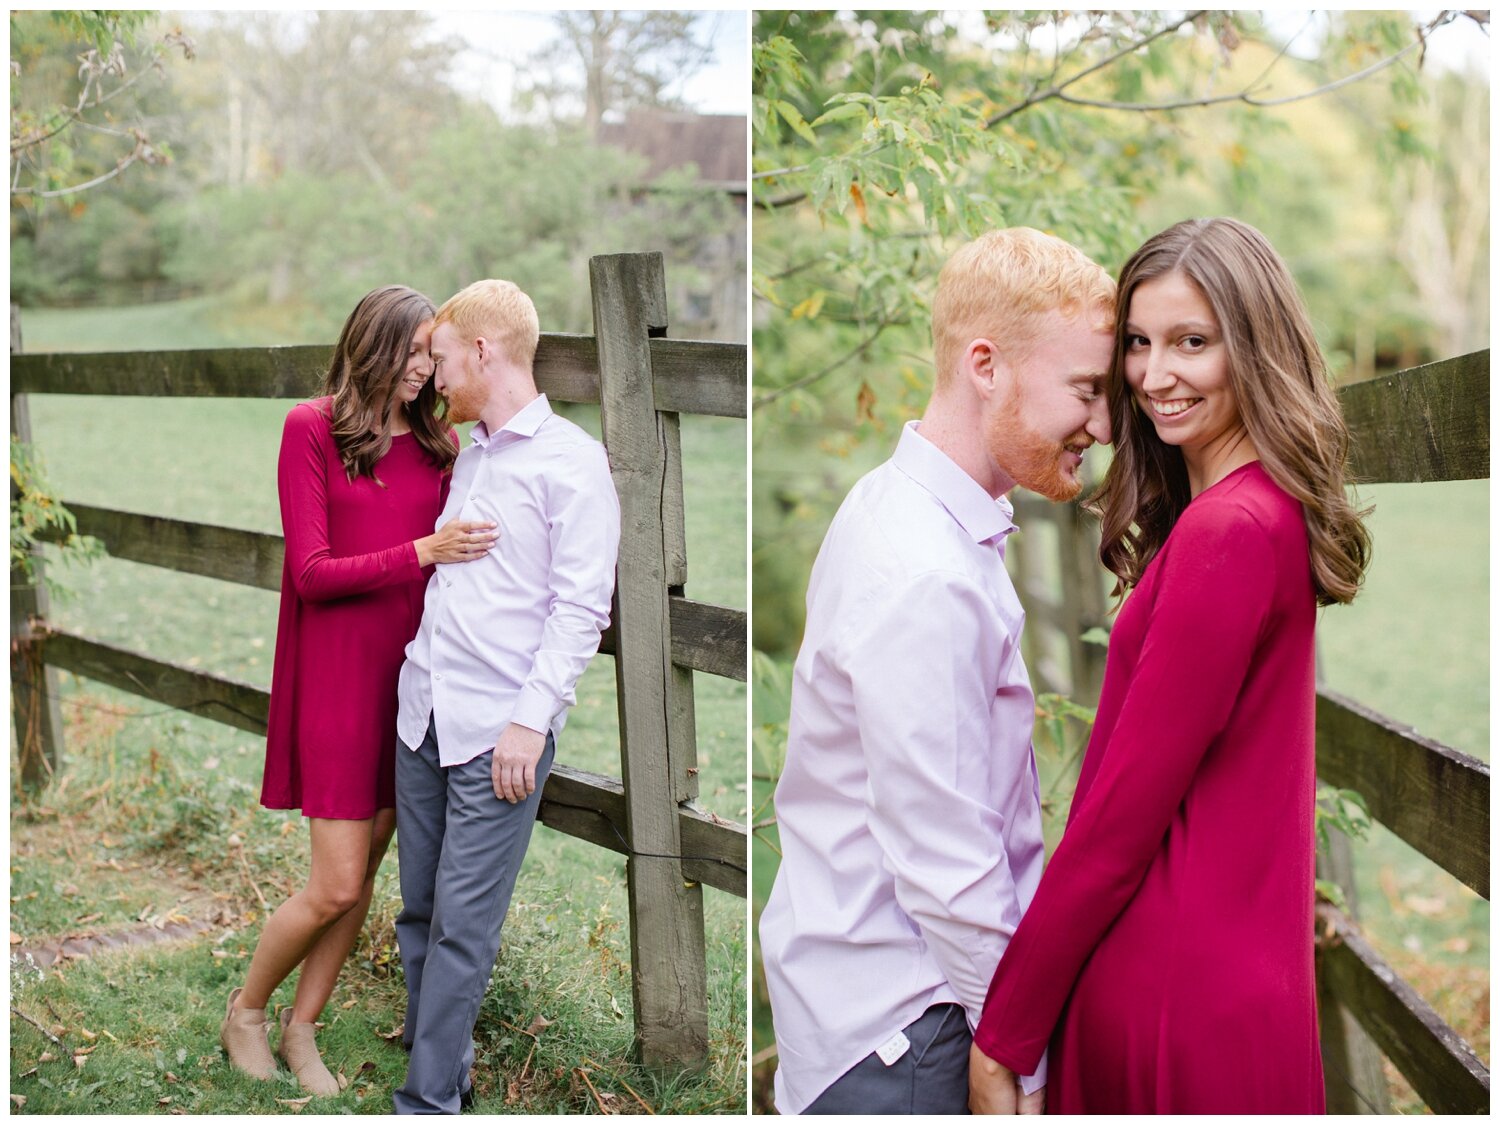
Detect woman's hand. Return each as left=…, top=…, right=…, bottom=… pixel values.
left=415, top=519, right=498, bottom=566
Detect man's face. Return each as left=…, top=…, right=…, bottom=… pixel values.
left=431, top=321, right=485, bottom=425
left=985, top=308, right=1114, bottom=502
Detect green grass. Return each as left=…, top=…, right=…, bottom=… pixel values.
left=750, top=478, right=1488, bottom=1113
left=13, top=305, right=748, bottom=1114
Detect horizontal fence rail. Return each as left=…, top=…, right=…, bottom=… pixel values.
left=1315, top=688, right=1489, bottom=897
left=38, top=626, right=747, bottom=897
left=9, top=334, right=749, bottom=420
left=1317, top=905, right=1490, bottom=1114
left=1339, top=351, right=1489, bottom=484
left=42, top=503, right=747, bottom=683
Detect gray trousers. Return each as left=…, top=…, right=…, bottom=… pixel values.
left=804, top=1003, right=973, bottom=1115
left=392, top=713, right=555, bottom=1115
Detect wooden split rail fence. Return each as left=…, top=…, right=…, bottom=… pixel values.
left=1004, top=350, right=1490, bottom=1114
left=10, top=251, right=747, bottom=1069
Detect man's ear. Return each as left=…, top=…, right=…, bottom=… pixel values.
left=473, top=336, right=488, bottom=366
left=964, top=338, right=1003, bottom=401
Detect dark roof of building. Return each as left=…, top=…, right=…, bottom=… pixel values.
left=598, top=109, right=746, bottom=189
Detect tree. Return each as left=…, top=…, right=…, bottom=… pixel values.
left=10, top=11, right=193, bottom=203
left=521, top=11, right=717, bottom=137
left=749, top=9, right=1486, bottom=656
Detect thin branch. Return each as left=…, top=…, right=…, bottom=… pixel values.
left=753, top=313, right=898, bottom=410
left=11, top=153, right=141, bottom=198
left=1052, top=31, right=1427, bottom=113
left=11, top=1007, right=63, bottom=1046
left=755, top=190, right=807, bottom=210
left=985, top=11, right=1206, bottom=127
left=752, top=163, right=809, bottom=181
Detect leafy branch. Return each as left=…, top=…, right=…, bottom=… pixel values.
left=10, top=13, right=194, bottom=201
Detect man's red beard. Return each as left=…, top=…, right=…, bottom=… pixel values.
left=443, top=380, right=485, bottom=426
left=986, top=392, right=1084, bottom=502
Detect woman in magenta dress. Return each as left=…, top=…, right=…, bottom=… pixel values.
left=219, top=286, right=498, bottom=1094
left=969, top=219, right=1372, bottom=1114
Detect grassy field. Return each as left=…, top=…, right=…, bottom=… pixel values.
left=750, top=476, right=1488, bottom=1114
left=11, top=303, right=748, bottom=1114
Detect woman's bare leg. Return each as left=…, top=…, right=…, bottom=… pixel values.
left=236, top=817, right=376, bottom=1011
left=288, top=808, right=397, bottom=1023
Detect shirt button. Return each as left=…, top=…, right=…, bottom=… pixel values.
left=434, top=673, right=443, bottom=681
left=435, top=626, right=442, bottom=637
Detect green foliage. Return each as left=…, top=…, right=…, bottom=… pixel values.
left=9, top=441, right=103, bottom=596
left=751, top=9, right=1487, bottom=656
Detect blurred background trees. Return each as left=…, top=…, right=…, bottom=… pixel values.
left=10, top=9, right=746, bottom=344
left=751, top=9, right=1489, bottom=654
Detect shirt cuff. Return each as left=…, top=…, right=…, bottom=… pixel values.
left=1019, top=1049, right=1047, bottom=1095
left=511, top=686, right=557, bottom=736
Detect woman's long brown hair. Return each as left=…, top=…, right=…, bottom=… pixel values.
left=321, top=285, right=457, bottom=484
left=1089, top=218, right=1371, bottom=607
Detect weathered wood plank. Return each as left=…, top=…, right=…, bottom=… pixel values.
left=664, top=598, right=748, bottom=682
left=534, top=766, right=746, bottom=896
left=48, top=502, right=748, bottom=680
left=44, top=630, right=272, bottom=736
left=592, top=250, right=709, bottom=1067
left=1339, top=351, right=1489, bottom=483
left=1317, top=905, right=1490, bottom=1114
left=1316, top=689, right=1489, bottom=898
left=10, top=334, right=747, bottom=418
left=52, top=503, right=285, bottom=591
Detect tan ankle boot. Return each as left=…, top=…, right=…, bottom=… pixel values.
left=277, top=1008, right=340, bottom=1096
left=219, top=987, right=276, bottom=1080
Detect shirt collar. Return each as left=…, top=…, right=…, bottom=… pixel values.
left=470, top=393, right=553, bottom=450
left=891, top=420, right=1017, bottom=545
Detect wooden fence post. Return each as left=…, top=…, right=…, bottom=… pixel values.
left=1056, top=499, right=1108, bottom=705
left=590, top=251, right=710, bottom=1068
left=10, top=303, right=66, bottom=790
left=1313, top=644, right=1392, bottom=1113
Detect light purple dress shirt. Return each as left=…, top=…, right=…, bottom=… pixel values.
left=759, top=420, right=1047, bottom=1113
left=396, top=393, right=621, bottom=768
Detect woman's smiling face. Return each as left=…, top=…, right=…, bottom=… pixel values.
left=1122, top=270, right=1242, bottom=461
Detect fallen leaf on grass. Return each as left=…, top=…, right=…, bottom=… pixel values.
left=16, top=1068, right=36, bottom=1080
left=164, top=1071, right=179, bottom=1083
left=11, top=1095, right=25, bottom=1109
left=157, top=1097, right=173, bottom=1106
left=73, top=1054, right=88, bottom=1069
left=337, top=1072, right=349, bottom=1090
left=341, top=999, right=357, bottom=1009
left=376, top=1023, right=405, bottom=1041
left=73, top=1045, right=96, bottom=1056
left=277, top=1096, right=313, bottom=1112
left=524, top=1014, right=555, bottom=1038
left=10, top=931, right=22, bottom=945
left=357, top=1061, right=377, bottom=1074
left=78, top=1028, right=97, bottom=1041
left=75, top=913, right=103, bottom=925
left=1403, top=894, right=1447, bottom=918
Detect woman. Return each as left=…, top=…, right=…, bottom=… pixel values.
left=220, top=286, right=498, bottom=1094
left=970, top=219, right=1371, bottom=1113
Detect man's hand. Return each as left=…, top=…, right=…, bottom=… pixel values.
left=491, top=723, right=546, bottom=803
left=969, top=1042, right=1043, bottom=1114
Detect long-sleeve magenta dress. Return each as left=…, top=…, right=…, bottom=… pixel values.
left=260, top=398, right=452, bottom=820
left=975, top=461, right=1325, bottom=1113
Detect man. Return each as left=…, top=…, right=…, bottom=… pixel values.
left=392, top=279, right=621, bottom=1114
left=758, top=228, right=1115, bottom=1115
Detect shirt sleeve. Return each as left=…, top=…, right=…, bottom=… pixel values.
left=973, top=500, right=1277, bottom=1075
left=842, top=566, right=1045, bottom=1089
left=277, top=404, right=424, bottom=603
left=509, top=441, right=622, bottom=734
